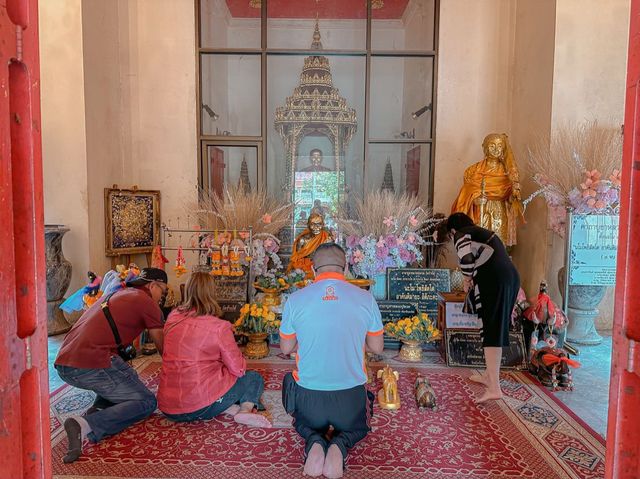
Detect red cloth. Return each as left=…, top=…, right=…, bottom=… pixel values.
left=157, top=310, right=246, bottom=415
left=55, top=287, right=163, bottom=369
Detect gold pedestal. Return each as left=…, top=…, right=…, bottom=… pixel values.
left=399, top=340, right=423, bottom=362
left=244, top=333, right=269, bottom=359
left=254, top=285, right=282, bottom=307
left=377, top=389, right=401, bottom=410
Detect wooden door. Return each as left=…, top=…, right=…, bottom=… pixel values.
left=405, top=146, right=421, bottom=195
left=209, top=147, right=226, bottom=197
left=606, top=2, right=640, bottom=478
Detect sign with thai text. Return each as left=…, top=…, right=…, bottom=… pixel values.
left=387, top=268, right=451, bottom=320
left=568, top=214, right=619, bottom=286
left=445, top=301, right=482, bottom=329
left=445, top=330, right=527, bottom=369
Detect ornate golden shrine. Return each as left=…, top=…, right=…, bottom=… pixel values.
left=274, top=20, right=358, bottom=192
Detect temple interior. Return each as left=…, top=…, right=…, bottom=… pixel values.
left=1, top=0, right=637, bottom=478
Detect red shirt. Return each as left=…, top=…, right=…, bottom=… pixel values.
left=157, top=310, right=246, bottom=415
left=55, top=287, right=163, bottom=369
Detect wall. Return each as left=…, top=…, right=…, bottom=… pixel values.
left=508, top=0, right=556, bottom=296
left=39, top=0, right=90, bottom=292
left=547, top=0, right=630, bottom=331
left=433, top=0, right=515, bottom=217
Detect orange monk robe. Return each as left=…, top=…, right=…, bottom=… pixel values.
left=451, top=160, right=525, bottom=245
left=287, top=229, right=332, bottom=279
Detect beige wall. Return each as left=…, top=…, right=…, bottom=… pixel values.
left=547, top=0, right=629, bottom=331
left=41, top=0, right=198, bottom=291
left=434, top=0, right=516, bottom=217
left=40, top=0, right=90, bottom=292
left=509, top=0, right=556, bottom=296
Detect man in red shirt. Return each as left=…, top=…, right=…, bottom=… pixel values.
left=54, top=267, right=167, bottom=463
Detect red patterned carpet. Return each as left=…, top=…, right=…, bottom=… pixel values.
left=50, top=353, right=605, bottom=479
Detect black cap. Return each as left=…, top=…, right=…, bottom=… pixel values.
left=126, top=267, right=168, bottom=287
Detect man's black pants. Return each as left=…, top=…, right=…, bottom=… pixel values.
left=282, top=372, right=374, bottom=460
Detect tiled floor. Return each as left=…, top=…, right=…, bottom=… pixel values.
left=553, top=334, right=612, bottom=438
left=46, top=332, right=613, bottom=438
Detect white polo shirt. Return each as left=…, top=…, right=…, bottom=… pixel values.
left=280, top=272, right=383, bottom=391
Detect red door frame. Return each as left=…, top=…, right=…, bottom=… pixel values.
left=0, top=0, right=51, bottom=477
left=0, top=1, right=638, bottom=478
left=605, top=1, right=640, bottom=477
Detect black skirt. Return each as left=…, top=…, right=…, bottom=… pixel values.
left=474, top=250, right=520, bottom=348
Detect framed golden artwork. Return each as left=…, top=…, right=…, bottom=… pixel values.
left=104, top=187, right=161, bottom=256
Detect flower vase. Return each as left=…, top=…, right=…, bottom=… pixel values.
left=244, top=333, right=269, bottom=359
left=399, top=339, right=423, bottom=362
left=371, top=273, right=387, bottom=300
left=45, top=225, right=72, bottom=336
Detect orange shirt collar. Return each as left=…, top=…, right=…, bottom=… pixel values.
left=314, top=272, right=346, bottom=283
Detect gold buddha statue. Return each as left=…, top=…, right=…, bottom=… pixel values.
left=287, top=212, right=334, bottom=279
left=450, top=133, right=524, bottom=246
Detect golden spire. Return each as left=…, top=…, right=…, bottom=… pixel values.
left=311, top=14, right=322, bottom=50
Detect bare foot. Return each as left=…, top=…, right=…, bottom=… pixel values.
left=222, top=404, right=241, bottom=416
left=233, top=412, right=272, bottom=428
left=303, top=443, right=325, bottom=477
left=322, top=444, right=344, bottom=479
left=475, top=389, right=503, bottom=404
left=468, top=374, right=489, bottom=386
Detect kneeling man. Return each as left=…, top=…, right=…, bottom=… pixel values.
left=280, top=243, right=384, bottom=478
left=54, top=267, right=167, bottom=463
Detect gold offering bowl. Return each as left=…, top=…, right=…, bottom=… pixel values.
left=347, top=278, right=373, bottom=290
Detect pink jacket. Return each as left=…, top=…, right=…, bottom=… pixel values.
left=158, top=310, right=246, bottom=415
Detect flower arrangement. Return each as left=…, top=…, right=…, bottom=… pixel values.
left=233, top=303, right=281, bottom=334
left=255, top=271, right=288, bottom=290
left=384, top=312, right=441, bottom=342
left=184, top=185, right=293, bottom=275
left=525, top=121, right=623, bottom=237
left=335, top=191, right=434, bottom=278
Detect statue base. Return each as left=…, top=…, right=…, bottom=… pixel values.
left=377, top=390, right=401, bottom=410
left=47, top=300, right=71, bottom=336
left=566, top=307, right=603, bottom=345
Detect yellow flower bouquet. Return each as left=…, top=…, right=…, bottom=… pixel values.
left=384, top=312, right=441, bottom=362
left=234, top=302, right=281, bottom=335
left=384, top=312, right=441, bottom=342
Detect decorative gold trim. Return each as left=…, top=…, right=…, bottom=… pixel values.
left=104, top=187, right=161, bottom=256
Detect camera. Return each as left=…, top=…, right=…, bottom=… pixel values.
left=117, top=344, right=137, bottom=362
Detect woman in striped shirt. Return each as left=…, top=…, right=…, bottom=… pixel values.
left=446, top=212, right=520, bottom=403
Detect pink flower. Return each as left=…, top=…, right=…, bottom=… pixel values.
left=610, top=169, right=621, bottom=187
left=239, top=231, right=249, bottom=240
left=397, top=238, right=405, bottom=245
left=408, top=216, right=418, bottom=227
left=353, top=250, right=364, bottom=263
left=406, top=233, right=417, bottom=244
left=594, top=199, right=606, bottom=209
left=383, top=216, right=395, bottom=229
left=376, top=237, right=386, bottom=248
left=262, top=214, right=272, bottom=224
left=346, top=235, right=359, bottom=249
left=586, top=198, right=596, bottom=207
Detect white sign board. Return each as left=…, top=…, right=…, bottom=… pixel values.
left=568, top=214, right=619, bottom=286
left=445, top=301, right=482, bottom=329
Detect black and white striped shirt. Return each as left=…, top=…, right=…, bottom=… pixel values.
left=453, top=228, right=495, bottom=278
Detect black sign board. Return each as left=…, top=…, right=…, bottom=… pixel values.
left=445, top=329, right=527, bottom=369
left=376, top=300, right=419, bottom=350
left=387, top=268, right=451, bottom=320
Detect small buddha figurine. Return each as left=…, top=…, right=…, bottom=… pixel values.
left=287, top=212, right=334, bottom=279
left=450, top=133, right=525, bottom=246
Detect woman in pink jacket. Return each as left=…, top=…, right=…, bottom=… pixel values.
left=158, top=272, right=270, bottom=427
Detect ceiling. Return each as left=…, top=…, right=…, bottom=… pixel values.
left=224, top=0, right=411, bottom=19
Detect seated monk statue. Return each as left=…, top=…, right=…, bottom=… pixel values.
left=287, top=212, right=334, bottom=279
left=450, top=133, right=525, bottom=247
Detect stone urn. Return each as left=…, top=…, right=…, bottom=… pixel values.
left=558, top=267, right=606, bottom=345
left=45, top=225, right=72, bottom=336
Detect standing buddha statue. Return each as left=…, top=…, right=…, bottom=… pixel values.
left=287, top=212, right=334, bottom=279
left=450, top=133, right=525, bottom=246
